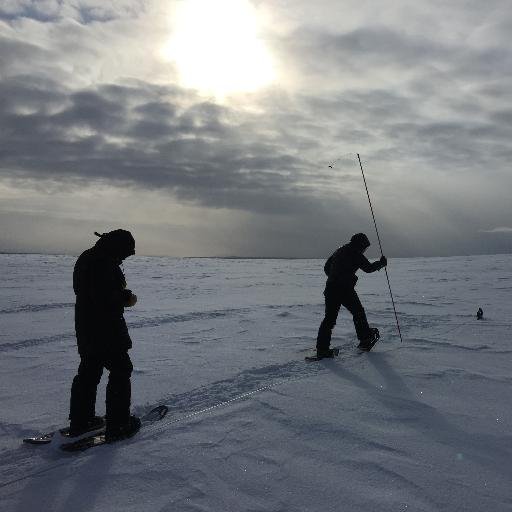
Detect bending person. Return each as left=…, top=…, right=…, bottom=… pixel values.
left=316, top=233, right=387, bottom=358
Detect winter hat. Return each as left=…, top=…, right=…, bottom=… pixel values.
left=350, top=233, right=370, bottom=250
left=94, top=229, right=135, bottom=259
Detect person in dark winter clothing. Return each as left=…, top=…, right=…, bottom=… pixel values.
left=316, top=233, right=387, bottom=357
left=68, top=229, right=141, bottom=441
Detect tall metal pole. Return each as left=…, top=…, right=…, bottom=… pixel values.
left=357, top=153, right=403, bottom=343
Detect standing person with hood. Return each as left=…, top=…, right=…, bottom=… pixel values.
left=68, top=229, right=140, bottom=441
left=316, top=233, right=387, bottom=358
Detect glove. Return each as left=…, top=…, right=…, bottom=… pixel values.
left=126, top=293, right=137, bottom=307
left=379, top=255, right=387, bottom=268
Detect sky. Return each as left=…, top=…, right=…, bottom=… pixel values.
left=1, top=0, right=512, bottom=258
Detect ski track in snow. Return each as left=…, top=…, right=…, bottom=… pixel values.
left=137, top=359, right=325, bottom=435
left=0, top=302, right=74, bottom=315
left=0, top=333, right=75, bottom=353
left=0, top=332, right=369, bottom=491
left=0, top=357, right=331, bottom=490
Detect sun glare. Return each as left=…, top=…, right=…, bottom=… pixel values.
left=164, top=0, right=275, bottom=97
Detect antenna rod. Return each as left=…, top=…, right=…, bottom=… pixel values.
left=357, top=153, right=403, bottom=343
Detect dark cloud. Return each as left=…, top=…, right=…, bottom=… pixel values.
left=0, top=3, right=59, bottom=23
left=0, top=72, right=331, bottom=215
left=286, top=25, right=447, bottom=75
left=0, top=0, right=147, bottom=23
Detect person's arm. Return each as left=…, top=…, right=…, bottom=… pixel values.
left=89, top=262, right=134, bottom=309
left=358, top=254, right=387, bottom=273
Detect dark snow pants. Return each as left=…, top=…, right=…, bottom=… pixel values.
left=316, top=286, right=370, bottom=351
left=69, top=349, right=133, bottom=428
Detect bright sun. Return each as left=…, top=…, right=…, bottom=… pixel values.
left=164, top=0, right=275, bottom=97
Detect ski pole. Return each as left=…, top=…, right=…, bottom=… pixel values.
left=357, top=153, right=403, bottom=343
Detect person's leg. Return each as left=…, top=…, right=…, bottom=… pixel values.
left=340, top=288, right=370, bottom=341
left=316, top=293, right=342, bottom=352
left=69, top=353, right=103, bottom=427
left=104, top=350, right=133, bottom=428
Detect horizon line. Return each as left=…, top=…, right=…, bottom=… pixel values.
left=1, top=251, right=512, bottom=260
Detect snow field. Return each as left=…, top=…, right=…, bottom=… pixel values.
left=1, top=254, right=511, bottom=511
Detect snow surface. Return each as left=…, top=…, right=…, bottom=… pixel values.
left=0, top=253, right=511, bottom=511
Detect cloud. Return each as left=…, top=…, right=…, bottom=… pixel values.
left=0, top=0, right=147, bottom=23
left=1, top=0, right=512, bottom=256
left=1, top=74, right=337, bottom=215
left=479, top=227, right=512, bottom=234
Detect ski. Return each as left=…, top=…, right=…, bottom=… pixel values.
left=60, top=405, right=168, bottom=453
left=305, top=347, right=340, bottom=362
left=23, top=417, right=106, bottom=445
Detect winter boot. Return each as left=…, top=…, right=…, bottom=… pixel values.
left=105, top=415, right=141, bottom=443
left=316, top=347, right=339, bottom=359
left=68, top=415, right=105, bottom=437
left=357, top=328, right=380, bottom=351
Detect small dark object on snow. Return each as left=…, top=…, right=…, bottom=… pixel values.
left=477, top=307, right=483, bottom=320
